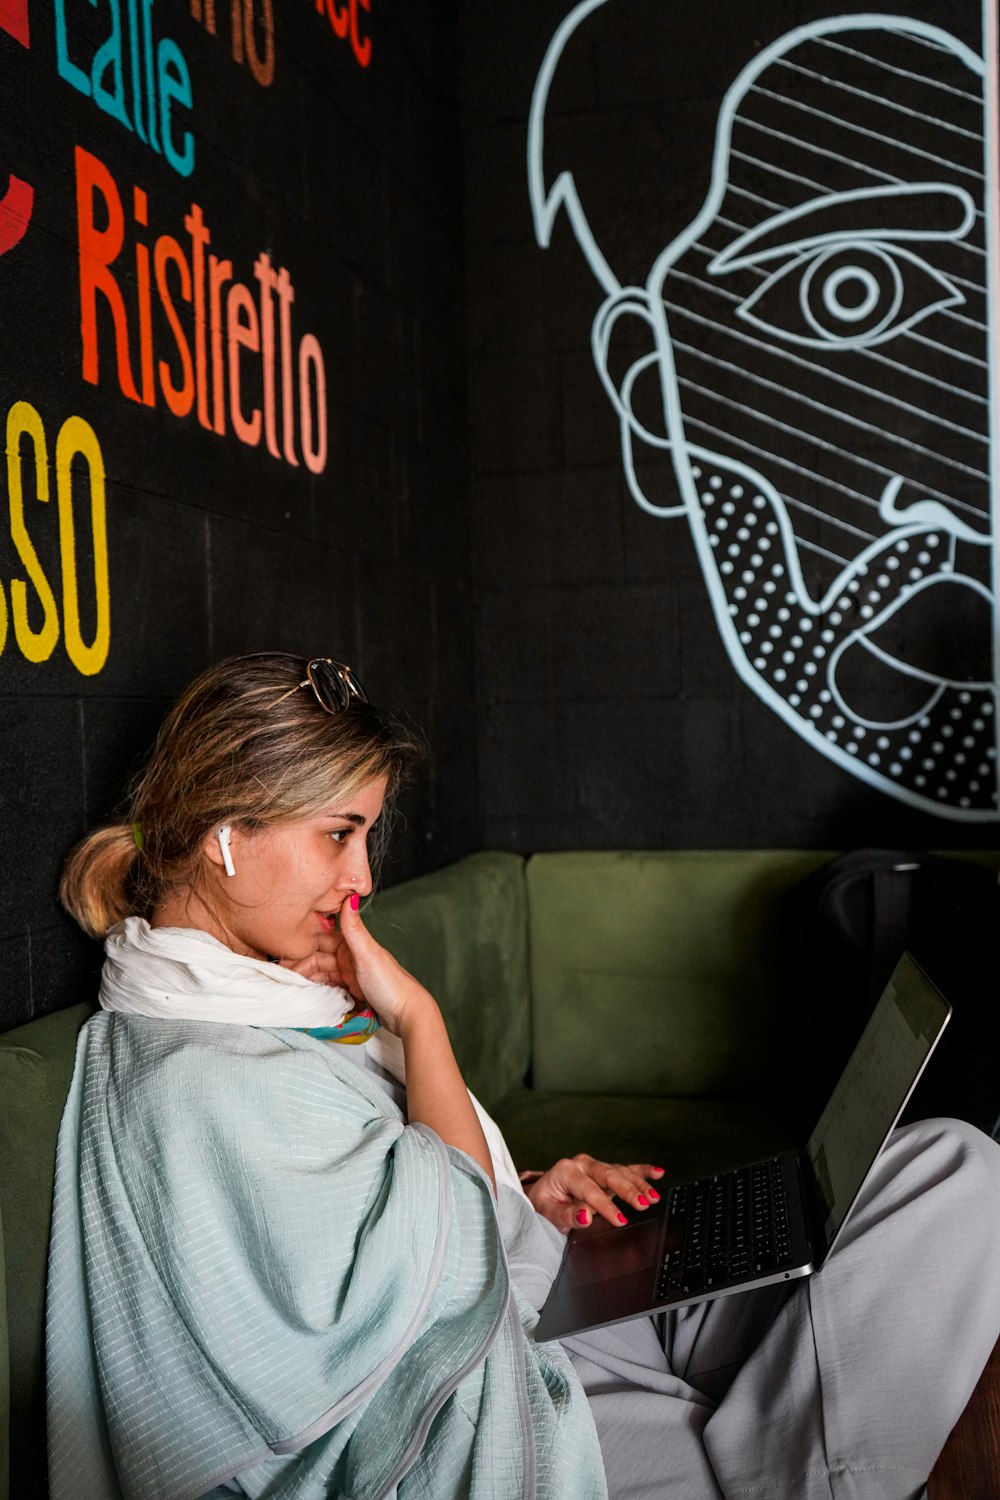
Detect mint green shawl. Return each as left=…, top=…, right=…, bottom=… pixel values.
left=46, top=1015, right=607, bottom=1500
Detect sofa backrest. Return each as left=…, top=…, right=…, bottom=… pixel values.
left=365, top=851, right=531, bottom=1112
left=0, top=1001, right=95, bottom=1500
left=526, top=850, right=833, bottom=1098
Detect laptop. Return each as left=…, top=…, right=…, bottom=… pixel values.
left=533, top=952, right=951, bottom=1341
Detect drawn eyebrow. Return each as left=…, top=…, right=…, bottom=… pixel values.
left=708, top=183, right=975, bottom=275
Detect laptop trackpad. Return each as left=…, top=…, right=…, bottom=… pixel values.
left=564, top=1218, right=662, bottom=1288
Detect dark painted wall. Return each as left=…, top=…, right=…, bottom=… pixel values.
left=4, top=1, right=997, bottom=1030
left=0, top=0, right=474, bottom=1029
left=463, top=0, right=999, bottom=852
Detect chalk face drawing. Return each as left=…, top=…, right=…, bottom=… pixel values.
left=530, top=5, right=999, bottom=820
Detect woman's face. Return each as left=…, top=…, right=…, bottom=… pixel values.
left=199, top=775, right=388, bottom=961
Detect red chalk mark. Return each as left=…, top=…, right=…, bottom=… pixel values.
left=0, top=0, right=29, bottom=47
left=0, top=176, right=33, bottom=258
left=0, top=0, right=32, bottom=262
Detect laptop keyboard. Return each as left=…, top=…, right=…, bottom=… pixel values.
left=656, top=1157, right=794, bottom=1300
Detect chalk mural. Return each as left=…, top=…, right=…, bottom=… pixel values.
left=529, top=3, right=999, bottom=820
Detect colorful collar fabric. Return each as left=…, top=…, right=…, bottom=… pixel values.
left=295, top=1006, right=381, bottom=1045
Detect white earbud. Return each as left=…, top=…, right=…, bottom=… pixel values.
left=217, top=824, right=236, bottom=878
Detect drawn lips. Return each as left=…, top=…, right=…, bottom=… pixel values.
left=834, top=575, right=992, bottom=722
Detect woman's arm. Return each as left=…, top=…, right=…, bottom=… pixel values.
left=322, top=896, right=496, bottom=1192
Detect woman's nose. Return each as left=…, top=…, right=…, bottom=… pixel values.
left=341, top=845, right=373, bottom=898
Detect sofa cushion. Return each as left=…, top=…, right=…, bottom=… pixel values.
left=526, top=850, right=832, bottom=1097
left=365, top=852, right=530, bottom=1113
left=0, top=1002, right=95, bottom=1500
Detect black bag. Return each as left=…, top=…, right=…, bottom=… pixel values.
left=784, top=849, right=1000, bottom=1139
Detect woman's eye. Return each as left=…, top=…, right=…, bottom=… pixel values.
left=329, top=829, right=351, bottom=844
left=735, top=241, right=962, bottom=350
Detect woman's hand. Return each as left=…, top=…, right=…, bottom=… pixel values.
left=277, top=898, right=437, bottom=1037
left=524, top=1155, right=666, bottom=1233
left=277, top=928, right=362, bottom=995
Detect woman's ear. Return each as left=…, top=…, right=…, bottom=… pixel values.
left=203, top=824, right=237, bottom=877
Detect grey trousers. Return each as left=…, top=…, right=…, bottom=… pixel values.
left=560, top=1119, right=1000, bottom=1500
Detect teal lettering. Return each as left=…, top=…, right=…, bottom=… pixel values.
left=125, top=0, right=148, bottom=143
left=92, top=0, right=133, bottom=131
left=53, top=0, right=93, bottom=96
left=54, top=0, right=194, bottom=177
left=141, top=0, right=160, bottom=151
left=158, top=40, right=194, bottom=177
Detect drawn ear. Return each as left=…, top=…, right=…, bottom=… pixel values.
left=592, top=288, right=659, bottom=418
left=591, top=287, right=686, bottom=518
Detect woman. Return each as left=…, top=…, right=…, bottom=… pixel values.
left=51, top=652, right=1000, bottom=1500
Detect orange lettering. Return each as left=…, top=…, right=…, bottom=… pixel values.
left=325, top=0, right=348, bottom=40
left=253, top=251, right=281, bottom=459
left=154, top=234, right=194, bottom=417
left=243, top=0, right=274, bottom=84
left=351, top=0, right=371, bottom=67
left=133, top=187, right=155, bottom=406
left=184, top=202, right=211, bottom=430
left=208, top=253, right=232, bottom=434
left=227, top=281, right=261, bottom=446
left=275, top=266, right=298, bottom=466
left=299, top=334, right=327, bottom=475
left=76, top=146, right=141, bottom=402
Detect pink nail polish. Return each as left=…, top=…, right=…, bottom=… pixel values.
left=653, top=1166, right=665, bottom=1175
left=349, top=893, right=360, bottom=911
left=616, top=1212, right=627, bottom=1225
left=637, top=1194, right=649, bottom=1207
left=648, top=1189, right=660, bottom=1202
left=576, top=1209, right=589, bottom=1225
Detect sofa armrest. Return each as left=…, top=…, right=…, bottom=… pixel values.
left=0, top=1002, right=96, bottom=1500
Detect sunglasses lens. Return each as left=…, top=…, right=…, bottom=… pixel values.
left=308, top=659, right=368, bottom=712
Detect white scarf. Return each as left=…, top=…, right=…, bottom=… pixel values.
left=100, top=917, right=525, bottom=1197
left=101, top=917, right=357, bottom=1026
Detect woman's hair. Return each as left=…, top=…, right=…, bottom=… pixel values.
left=60, top=653, right=423, bottom=939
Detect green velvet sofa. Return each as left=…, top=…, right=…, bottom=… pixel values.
left=0, top=846, right=836, bottom=1499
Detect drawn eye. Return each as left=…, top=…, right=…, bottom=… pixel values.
left=735, top=242, right=963, bottom=350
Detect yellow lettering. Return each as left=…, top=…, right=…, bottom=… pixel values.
left=7, top=400, right=60, bottom=662
left=55, top=415, right=111, bottom=676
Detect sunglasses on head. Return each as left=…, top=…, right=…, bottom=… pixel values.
left=268, top=658, right=369, bottom=714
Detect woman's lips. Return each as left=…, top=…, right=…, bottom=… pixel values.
left=316, top=911, right=339, bottom=932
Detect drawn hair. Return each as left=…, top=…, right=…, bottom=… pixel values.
left=60, top=652, right=423, bottom=939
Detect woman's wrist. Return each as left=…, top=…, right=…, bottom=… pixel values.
left=395, top=987, right=445, bottom=1040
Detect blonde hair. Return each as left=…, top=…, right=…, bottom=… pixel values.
left=60, top=653, right=423, bottom=939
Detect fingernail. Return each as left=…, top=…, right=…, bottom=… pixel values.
left=616, top=1212, right=627, bottom=1225
left=637, top=1194, right=649, bottom=1207
left=350, top=893, right=360, bottom=911
left=576, top=1209, right=589, bottom=1225
left=648, top=1189, right=660, bottom=1202
left=653, top=1166, right=665, bottom=1175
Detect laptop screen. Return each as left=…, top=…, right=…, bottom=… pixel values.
left=805, top=954, right=951, bottom=1252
